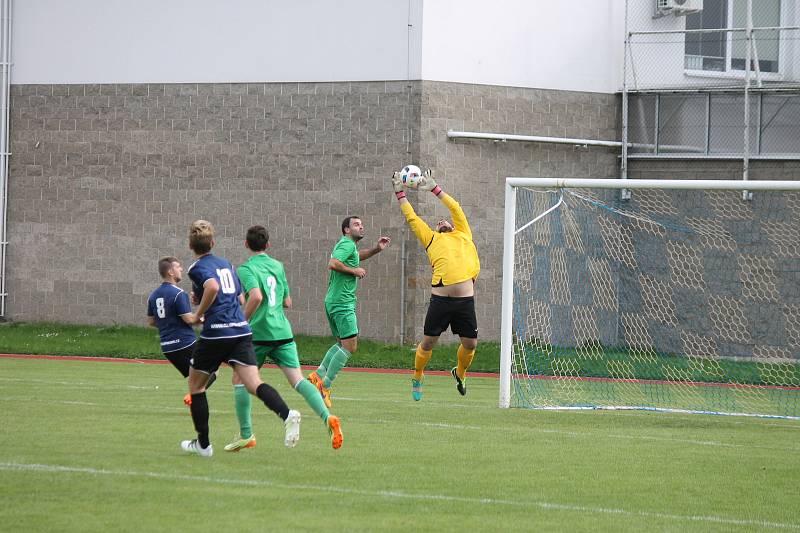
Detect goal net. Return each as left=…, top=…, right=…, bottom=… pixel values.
left=500, top=178, right=800, bottom=419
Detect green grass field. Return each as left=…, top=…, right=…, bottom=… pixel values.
left=1, top=356, right=799, bottom=532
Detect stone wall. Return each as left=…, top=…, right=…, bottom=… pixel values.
left=6, top=80, right=620, bottom=343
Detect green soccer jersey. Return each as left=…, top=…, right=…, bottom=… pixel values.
left=324, top=236, right=359, bottom=308
left=237, top=253, right=293, bottom=342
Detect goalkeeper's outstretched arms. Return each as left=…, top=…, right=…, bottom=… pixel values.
left=416, top=170, right=473, bottom=240
left=391, top=171, right=434, bottom=247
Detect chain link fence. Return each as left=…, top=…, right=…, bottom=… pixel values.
left=622, top=0, right=800, bottom=159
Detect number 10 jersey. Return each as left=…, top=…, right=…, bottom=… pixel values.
left=188, top=253, right=252, bottom=339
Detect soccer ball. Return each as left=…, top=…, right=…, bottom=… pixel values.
left=400, top=165, right=422, bottom=189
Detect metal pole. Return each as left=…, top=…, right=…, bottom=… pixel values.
left=743, top=0, right=753, bottom=200
left=620, top=0, right=631, bottom=200
left=499, top=182, right=517, bottom=408
left=0, top=0, right=11, bottom=318
left=399, top=237, right=405, bottom=345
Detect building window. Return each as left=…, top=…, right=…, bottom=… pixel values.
left=628, top=92, right=800, bottom=156
left=684, top=0, right=781, bottom=74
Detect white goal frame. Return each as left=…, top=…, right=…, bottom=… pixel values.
left=500, top=178, right=800, bottom=409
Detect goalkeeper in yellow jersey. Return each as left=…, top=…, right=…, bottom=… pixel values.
left=391, top=169, right=480, bottom=401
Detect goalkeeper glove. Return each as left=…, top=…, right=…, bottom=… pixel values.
left=418, top=169, right=441, bottom=195
left=391, top=171, right=404, bottom=193
left=391, top=171, right=406, bottom=200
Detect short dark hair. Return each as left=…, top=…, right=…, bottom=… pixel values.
left=246, top=225, right=269, bottom=251
left=158, top=256, right=179, bottom=278
left=341, top=216, right=361, bottom=235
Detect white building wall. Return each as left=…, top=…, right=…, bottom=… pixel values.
left=11, top=0, right=628, bottom=94
left=419, top=0, right=626, bottom=93
left=12, top=0, right=423, bottom=84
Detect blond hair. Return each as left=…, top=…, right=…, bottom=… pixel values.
left=189, top=220, right=214, bottom=254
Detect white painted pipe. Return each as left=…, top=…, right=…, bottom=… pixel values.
left=0, top=0, right=11, bottom=318
left=448, top=130, right=623, bottom=148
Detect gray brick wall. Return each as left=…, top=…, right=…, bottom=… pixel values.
left=8, top=81, right=418, bottom=341
left=7, top=80, right=621, bottom=344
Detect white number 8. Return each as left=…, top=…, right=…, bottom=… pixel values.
left=155, top=297, right=166, bottom=318
left=217, top=268, right=236, bottom=294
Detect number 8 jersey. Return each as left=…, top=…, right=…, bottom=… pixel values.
left=146, top=283, right=197, bottom=353
left=188, top=254, right=252, bottom=339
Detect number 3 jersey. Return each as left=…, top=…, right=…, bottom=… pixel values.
left=237, top=253, right=293, bottom=342
left=188, top=254, right=252, bottom=339
left=146, top=283, right=197, bottom=353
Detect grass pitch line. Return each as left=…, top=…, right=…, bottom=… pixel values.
left=0, top=376, right=155, bottom=390
left=1, top=461, right=797, bottom=530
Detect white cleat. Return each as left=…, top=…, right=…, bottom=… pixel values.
left=181, top=439, right=213, bottom=457
left=284, top=409, right=301, bottom=448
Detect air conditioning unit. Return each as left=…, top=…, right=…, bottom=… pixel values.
left=656, top=0, right=703, bottom=16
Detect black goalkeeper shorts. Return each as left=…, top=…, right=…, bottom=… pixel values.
left=423, top=295, right=478, bottom=339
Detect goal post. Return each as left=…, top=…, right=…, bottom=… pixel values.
left=500, top=178, right=800, bottom=419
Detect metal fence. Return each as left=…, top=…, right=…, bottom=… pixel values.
left=621, top=0, right=800, bottom=182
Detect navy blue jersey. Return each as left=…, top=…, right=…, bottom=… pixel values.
left=187, top=254, right=251, bottom=339
left=146, top=283, right=197, bottom=353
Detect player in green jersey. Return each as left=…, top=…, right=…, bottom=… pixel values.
left=225, top=225, right=343, bottom=451
left=308, top=216, right=390, bottom=407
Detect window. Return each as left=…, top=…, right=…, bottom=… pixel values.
left=628, top=92, right=800, bottom=156
left=684, top=0, right=782, bottom=75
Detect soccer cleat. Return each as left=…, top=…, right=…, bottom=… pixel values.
left=411, top=379, right=423, bottom=401
left=284, top=409, right=301, bottom=448
left=327, top=415, right=343, bottom=450
left=308, top=372, right=333, bottom=409
left=451, top=367, right=467, bottom=396
left=223, top=434, right=257, bottom=452
left=180, top=439, right=213, bottom=457
left=183, top=393, right=192, bottom=406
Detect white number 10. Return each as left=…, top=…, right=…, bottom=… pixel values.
left=217, top=268, right=236, bottom=294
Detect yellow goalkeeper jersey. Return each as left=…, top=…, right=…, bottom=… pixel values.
left=401, top=195, right=480, bottom=286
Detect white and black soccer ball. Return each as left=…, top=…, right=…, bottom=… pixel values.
left=400, top=164, right=422, bottom=189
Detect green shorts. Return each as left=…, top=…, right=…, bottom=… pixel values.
left=253, top=340, right=300, bottom=368
left=325, top=305, right=359, bottom=339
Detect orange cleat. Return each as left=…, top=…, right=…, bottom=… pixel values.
left=328, top=415, right=343, bottom=450
left=308, top=372, right=333, bottom=409
left=183, top=393, right=192, bottom=406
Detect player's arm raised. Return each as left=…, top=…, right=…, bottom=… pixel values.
left=329, top=257, right=366, bottom=279
left=392, top=171, right=435, bottom=247
left=359, top=236, right=390, bottom=260
left=419, top=170, right=472, bottom=239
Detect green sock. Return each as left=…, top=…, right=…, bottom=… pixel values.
left=295, top=378, right=329, bottom=424
left=234, top=384, right=252, bottom=439
left=323, top=346, right=351, bottom=388
left=317, top=344, right=340, bottom=378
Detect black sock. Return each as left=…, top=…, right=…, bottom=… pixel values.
left=189, top=392, right=210, bottom=448
left=255, top=383, right=290, bottom=421
left=205, top=372, right=218, bottom=390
